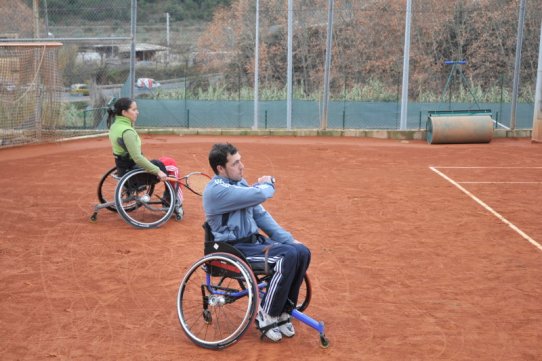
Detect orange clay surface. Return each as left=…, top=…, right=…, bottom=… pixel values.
left=1, top=135, right=542, bottom=360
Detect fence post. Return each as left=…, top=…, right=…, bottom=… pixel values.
left=499, top=74, right=504, bottom=126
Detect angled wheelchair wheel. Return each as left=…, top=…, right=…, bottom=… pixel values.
left=97, top=166, right=120, bottom=212
left=115, top=169, right=175, bottom=228
left=296, top=274, right=312, bottom=312
left=257, top=272, right=311, bottom=312
left=177, top=253, right=259, bottom=350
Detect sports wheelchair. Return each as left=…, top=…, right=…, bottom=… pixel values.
left=90, top=166, right=182, bottom=229
left=176, top=223, right=329, bottom=349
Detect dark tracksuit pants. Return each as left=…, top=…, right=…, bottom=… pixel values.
left=235, top=239, right=311, bottom=317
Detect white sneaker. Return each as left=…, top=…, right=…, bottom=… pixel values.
left=175, top=205, right=184, bottom=218
left=278, top=312, right=295, bottom=337
left=256, top=310, right=282, bottom=342
left=174, top=200, right=184, bottom=221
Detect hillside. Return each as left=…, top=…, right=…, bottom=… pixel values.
left=23, top=0, right=232, bottom=23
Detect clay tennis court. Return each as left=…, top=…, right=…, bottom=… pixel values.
left=1, top=135, right=541, bottom=360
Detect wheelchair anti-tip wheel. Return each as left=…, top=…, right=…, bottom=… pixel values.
left=90, top=167, right=136, bottom=222
left=115, top=168, right=176, bottom=228
left=91, top=166, right=130, bottom=222
left=177, top=253, right=260, bottom=349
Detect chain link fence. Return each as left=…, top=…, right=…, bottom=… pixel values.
left=1, top=0, right=541, bottom=146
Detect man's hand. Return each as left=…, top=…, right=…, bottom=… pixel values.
left=258, top=175, right=275, bottom=184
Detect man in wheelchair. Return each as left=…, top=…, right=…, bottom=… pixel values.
left=203, top=143, right=311, bottom=342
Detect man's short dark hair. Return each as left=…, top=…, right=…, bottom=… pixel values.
left=209, top=143, right=238, bottom=175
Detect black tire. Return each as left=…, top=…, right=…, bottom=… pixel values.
left=296, top=274, right=312, bottom=312
left=256, top=272, right=311, bottom=312
left=97, top=166, right=119, bottom=212
left=177, top=253, right=259, bottom=349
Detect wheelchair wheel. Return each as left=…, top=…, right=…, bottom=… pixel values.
left=177, top=253, right=259, bottom=349
left=257, top=273, right=311, bottom=312
left=296, top=274, right=312, bottom=312
left=97, top=166, right=120, bottom=212
left=115, top=169, right=176, bottom=228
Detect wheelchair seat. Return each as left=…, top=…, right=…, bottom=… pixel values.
left=203, top=222, right=270, bottom=275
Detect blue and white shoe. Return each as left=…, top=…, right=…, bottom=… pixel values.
left=256, top=310, right=282, bottom=342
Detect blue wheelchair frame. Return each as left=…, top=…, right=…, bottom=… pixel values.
left=203, top=253, right=329, bottom=348
left=177, top=223, right=329, bottom=349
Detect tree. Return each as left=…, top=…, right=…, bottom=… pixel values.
left=196, top=0, right=542, bottom=101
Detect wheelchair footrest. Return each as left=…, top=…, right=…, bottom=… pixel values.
left=291, top=309, right=330, bottom=348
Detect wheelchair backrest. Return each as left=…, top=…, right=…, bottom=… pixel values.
left=202, top=222, right=248, bottom=261
left=202, top=222, right=271, bottom=276
left=203, top=222, right=214, bottom=243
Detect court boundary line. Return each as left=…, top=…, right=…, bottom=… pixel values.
left=458, top=181, right=542, bottom=184
left=430, top=166, right=542, bottom=252
left=437, top=166, right=542, bottom=169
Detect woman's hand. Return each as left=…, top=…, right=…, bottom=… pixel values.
left=157, top=170, right=168, bottom=181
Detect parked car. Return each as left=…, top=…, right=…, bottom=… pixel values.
left=70, top=83, right=90, bottom=96
left=136, top=78, right=161, bottom=89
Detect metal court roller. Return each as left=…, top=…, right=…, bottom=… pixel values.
left=426, top=109, right=494, bottom=144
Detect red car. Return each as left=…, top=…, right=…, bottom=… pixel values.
left=136, top=78, right=161, bottom=89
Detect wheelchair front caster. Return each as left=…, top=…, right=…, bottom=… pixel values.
left=90, top=212, right=97, bottom=222
left=320, top=334, right=330, bottom=348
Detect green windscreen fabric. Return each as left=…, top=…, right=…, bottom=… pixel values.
left=97, top=99, right=535, bottom=130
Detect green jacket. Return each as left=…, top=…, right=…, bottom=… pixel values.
left=108, top=116, right=159, bottom=174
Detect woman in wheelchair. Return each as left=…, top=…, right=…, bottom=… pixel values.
left=107, top=97, right=183, bottom=216
left=202, top=143, right=311, bottom=342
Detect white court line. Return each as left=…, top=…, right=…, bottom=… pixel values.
left=437, top=166, right=542, bottom=169
left=491, top=118, right=510, bottom=130
left=459, top=181, right=542, bottom=184
left=430, top=166, right=542, bottom=252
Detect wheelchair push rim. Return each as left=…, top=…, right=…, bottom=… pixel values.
left=115, top=168, right=176, bottom=228
left=177, top=253, right=259, bottom=349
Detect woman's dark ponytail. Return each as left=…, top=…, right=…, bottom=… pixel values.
left=106, top=107, right=115, bottom=129
left=106, top=97, right=134, bottom=129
